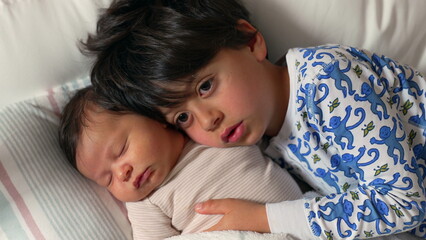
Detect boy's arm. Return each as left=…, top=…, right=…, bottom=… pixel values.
left=126, top=199, right=180, bottom=240
left=196, top=198, right=313, bottom=239
left=197, top=45, right=426, bottom=239
left=288, top=45, right=426, bottom=239
left=195, top=198, right=270, bottom=233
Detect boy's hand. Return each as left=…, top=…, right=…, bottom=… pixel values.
left=195, top=198, right=270, bottom=233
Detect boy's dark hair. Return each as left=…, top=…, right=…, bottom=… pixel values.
left=83, top=0, right=255, bottom=118
left=58, top=86, right=126, bottom=168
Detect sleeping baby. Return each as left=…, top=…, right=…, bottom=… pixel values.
left=58, top=86, right=303, bottom=240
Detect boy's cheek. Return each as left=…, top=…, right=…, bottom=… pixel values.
left=187, top=130, right=223, bottom=148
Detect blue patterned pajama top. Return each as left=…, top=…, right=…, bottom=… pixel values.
left=265, top=44, right=426, bottom=239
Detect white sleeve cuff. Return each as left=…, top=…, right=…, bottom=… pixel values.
left=266, top=199, right=314, bottom=239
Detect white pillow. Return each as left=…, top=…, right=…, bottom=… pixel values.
left=243, top=0, right=426, bottom=74
left=2, top=0, right=425, bottom=108
left=0, top=0, right=112, bottom=109
left=0, top=78, right=131, bottom=240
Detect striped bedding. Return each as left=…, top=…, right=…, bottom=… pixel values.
left=0, top=78, right=131, bottom=240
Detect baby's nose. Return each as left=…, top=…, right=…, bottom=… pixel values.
left=119, top=164, right=132, bottom=182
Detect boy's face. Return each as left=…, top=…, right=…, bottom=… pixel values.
left=76, top=106, right=184, bottom=202
left=161, top=40, right=281, bottom=148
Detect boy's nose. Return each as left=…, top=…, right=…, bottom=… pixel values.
left=198, top=109, right=223, bottom=131
left=118, top=164, right=133, bottom=182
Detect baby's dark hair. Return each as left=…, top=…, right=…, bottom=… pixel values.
left=58, top=86, right=128, bottom=168
left=83, top=0, right=255, bottom=116
left=58, top=87, right=92, bottom=168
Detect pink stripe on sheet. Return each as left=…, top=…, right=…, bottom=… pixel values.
left=47, top=88, right=61, bottom=117
left=0, top=161, right=45, bottom=240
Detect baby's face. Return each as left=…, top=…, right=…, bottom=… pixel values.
left=76, top=106, right=185, bottom=202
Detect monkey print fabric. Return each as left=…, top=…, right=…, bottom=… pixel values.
left=265, top=44, right=426, bottom=239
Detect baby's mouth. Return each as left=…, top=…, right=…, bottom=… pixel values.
left=133, top=168, right=152, bottom=189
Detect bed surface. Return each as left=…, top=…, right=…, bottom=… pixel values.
left=1, top=0, right=426, bottom=239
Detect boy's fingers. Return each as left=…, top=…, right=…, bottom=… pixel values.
left=195, top=199, right=232, bottom=215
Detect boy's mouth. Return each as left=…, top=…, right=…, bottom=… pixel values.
left=221, top=121, right=244, bottom=143
left=133, top=168, right=152, bottom=189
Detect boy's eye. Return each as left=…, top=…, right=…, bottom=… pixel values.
left=198, top=78, right=213, bottom=96
left=177, top=113, right=189, bottom=123
left=175, top=112, right=193, bottom=129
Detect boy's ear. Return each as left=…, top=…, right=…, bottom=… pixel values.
left=236, top=19, right=267, bottom=61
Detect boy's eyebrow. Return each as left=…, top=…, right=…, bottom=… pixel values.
left=159, top=107, right=176, bottom=120
left=161, top=108, right=173, bottom=116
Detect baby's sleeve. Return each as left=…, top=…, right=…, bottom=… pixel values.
left=126, top=199, right=180, bottom=240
